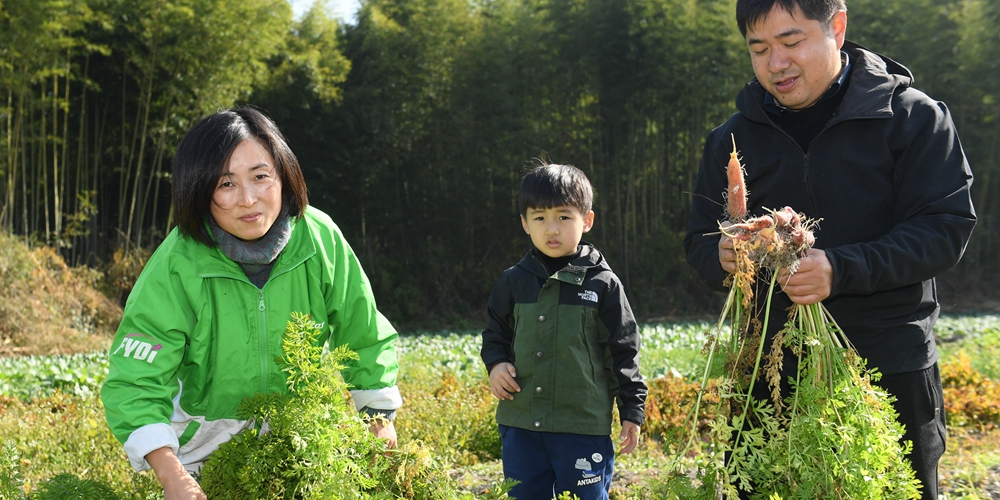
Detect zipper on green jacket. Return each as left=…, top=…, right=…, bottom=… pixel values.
left=258, top=289, right=268, bottom=393
left=255, top=251, right=311, bottom=394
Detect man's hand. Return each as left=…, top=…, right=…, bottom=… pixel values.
left=619, top=421, right=640, bottom=454
left=488, top=362, right=520, bottom=400
left=368, top=419, right=398, bottom=448
left=777, top=248, right=833, bottom=304
left=718, top=223, right=737, bottom=274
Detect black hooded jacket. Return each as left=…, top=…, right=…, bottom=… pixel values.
left=683, top=41, right=976, bottom=375
left=480, top=242, right=646, bottom=432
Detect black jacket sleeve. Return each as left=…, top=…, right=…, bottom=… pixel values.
left=826, top=97, right=976, bottom=296
left=599, top=274, right=647, bottom=427
left=480, top=271, right=515, bottom=374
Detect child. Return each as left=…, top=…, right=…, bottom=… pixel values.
left=480, top=163, right=647, bottom=500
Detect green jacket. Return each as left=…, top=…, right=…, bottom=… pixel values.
left=480, top=244, right=646, bottom=435
left=101, top=207, right=400, bottom=472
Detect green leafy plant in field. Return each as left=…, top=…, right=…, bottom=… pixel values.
left=745, top=304, right=921, bottom=499
left=30, top=474, right=120, bottom=500
left=197, top=311, right=496, bottom=499
left=393, top=332, right=502, bottom=465
left=1, top=442, right=25, bottom=500
left=0, top=392, right=162, bottom=498
left=399, top=371, right=501, bottom=464
left=2, top=315, right=998, bottom=498
left=668, top=198, right=921, bottom=499
left=0, top=443, right=137, bottom=500
left=0, top=353, right=108, bottom=399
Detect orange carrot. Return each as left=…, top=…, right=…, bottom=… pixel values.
left=742, top=215, right=774, bottom=231
left=727, top=134, right=747, bottom=221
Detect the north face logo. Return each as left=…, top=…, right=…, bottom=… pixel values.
left=111, top=333, right=163, bottom=364
left=578, top=290, right=598, bottom=303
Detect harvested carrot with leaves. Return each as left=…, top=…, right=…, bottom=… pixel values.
left=666, top=138, right=920, bottom=499
left=726, top=134, right=747, bottom=221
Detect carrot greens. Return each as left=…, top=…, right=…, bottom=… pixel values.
left=669, top=138, right=922, bottom=499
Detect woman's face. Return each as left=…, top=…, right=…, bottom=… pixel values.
left=210, top=139, right=283, bottom=242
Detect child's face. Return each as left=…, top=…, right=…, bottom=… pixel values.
left=520, top=205, right=595, bottom=258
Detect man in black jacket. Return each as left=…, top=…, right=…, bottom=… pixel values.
left=682, top=1, right=976, bottom=499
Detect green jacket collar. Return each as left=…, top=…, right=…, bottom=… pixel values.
left=516, top=242, right=606, bottom=285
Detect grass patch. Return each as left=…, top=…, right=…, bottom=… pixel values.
left=939, top=426, right=1000, bottom=499
left=0, top=393, right=161, bottom=498
left=937, top=314, right=1000, bottom=379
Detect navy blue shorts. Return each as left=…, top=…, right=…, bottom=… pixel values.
left=499, top=425, right=615, bottom=500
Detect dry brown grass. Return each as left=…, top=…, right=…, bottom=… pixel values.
left=0, top=234, right=121, bottom=356
left=940, top=426, right=1000, bottom=498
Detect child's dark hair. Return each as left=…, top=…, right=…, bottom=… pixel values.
left=518, top=164, right=593, bottom=216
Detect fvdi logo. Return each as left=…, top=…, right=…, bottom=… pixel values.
left=112, top=333, right=163, bottom=363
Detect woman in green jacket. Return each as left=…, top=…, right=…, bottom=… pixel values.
left=101, top=107, right=401, bottom=500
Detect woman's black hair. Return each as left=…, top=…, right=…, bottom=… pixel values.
left=172, top=106, right=309, bottom=246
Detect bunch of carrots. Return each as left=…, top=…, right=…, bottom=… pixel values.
left=667, top=135, right=920, bottom=499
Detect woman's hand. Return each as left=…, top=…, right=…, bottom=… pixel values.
left=146, top=447, right=206, bottom=500
left=368, top=419, right=398, bottom=448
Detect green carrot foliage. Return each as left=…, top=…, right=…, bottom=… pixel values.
left=197, top=311, right=467, bottom=499
left=669, top=202, right=923, bottom=499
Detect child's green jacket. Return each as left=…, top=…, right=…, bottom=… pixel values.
left=101, top=206, right=400, bottom=473
left=481, top=243, right=647, bottom=435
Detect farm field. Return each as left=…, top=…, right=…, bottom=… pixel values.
left=1, top=315, right=999, bottom=498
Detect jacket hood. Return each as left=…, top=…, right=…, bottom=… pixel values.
left=516, top=241, right=607, bottom=279
left=846, top=40, right=913, bottom=82
left=737, top=40, right=913, bottom=125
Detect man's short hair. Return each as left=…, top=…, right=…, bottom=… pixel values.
left=518, top=164, right=594, bottom=216
left=736, top=0, right=847, bottom=37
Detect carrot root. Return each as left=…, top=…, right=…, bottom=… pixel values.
left=726, top=134, right=747, bottom=221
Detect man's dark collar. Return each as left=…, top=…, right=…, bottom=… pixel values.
left=764, top=51, right=851, bottom=116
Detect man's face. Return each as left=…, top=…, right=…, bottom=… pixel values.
left=746, top=4, right=847, bottom=110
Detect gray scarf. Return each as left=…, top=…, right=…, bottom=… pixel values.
left=209, top=206, right=293, bottom=288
